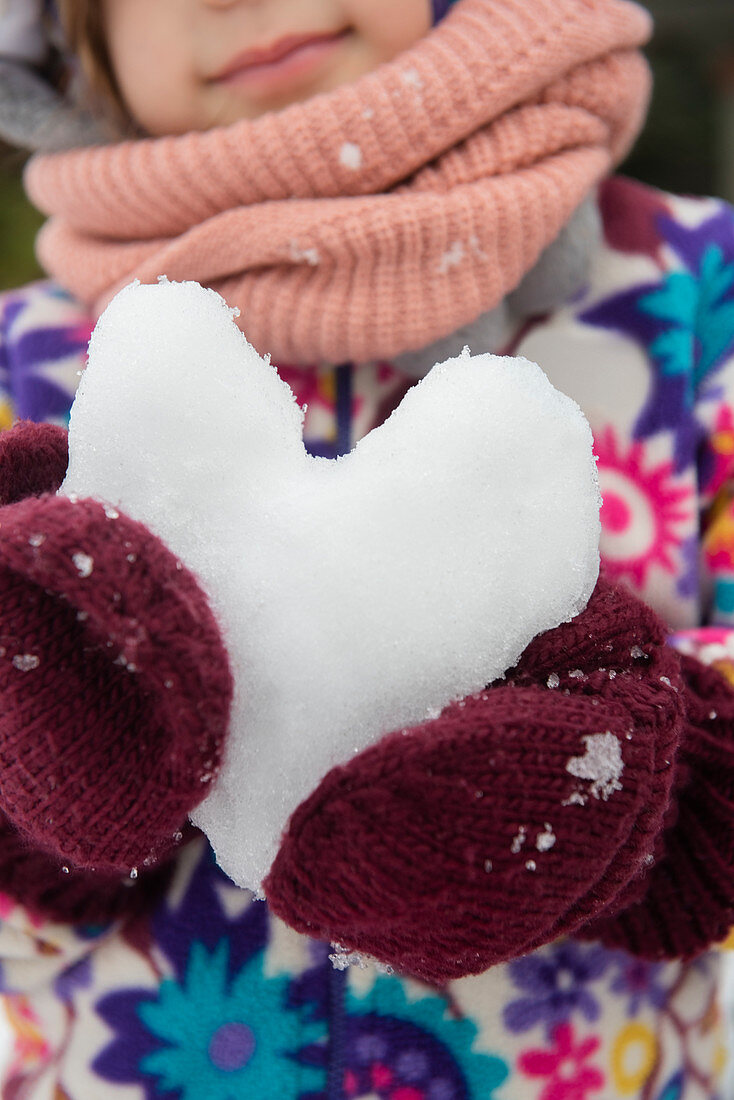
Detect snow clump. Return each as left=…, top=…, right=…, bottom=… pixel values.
left=61, top=279, right=601, bottom=892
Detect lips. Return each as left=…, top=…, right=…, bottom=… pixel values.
left=212, top=30, right=348, bottom=84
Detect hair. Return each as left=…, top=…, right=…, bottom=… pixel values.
left=56, top=0, right=129, bottom=126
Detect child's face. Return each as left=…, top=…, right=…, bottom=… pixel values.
left=102, top=0, right=431, bottom=135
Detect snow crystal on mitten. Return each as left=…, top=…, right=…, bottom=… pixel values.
left=61, top=279, right=601, bottom=892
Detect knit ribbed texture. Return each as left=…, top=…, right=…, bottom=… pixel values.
left=0, top=419, right=68, bottom=504
left=581, top=655, right=734, bottom=959
left=0, top=487, right=232, bottom=875
left=266, top=578, right=690, bottom=983
left=25, top=0, right=652, bottom=364
left=0, top=809, right=177, bottom=926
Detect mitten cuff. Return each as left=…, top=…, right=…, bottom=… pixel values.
left=0, top=493, right=232, bottom=875
left=580, top=654, right=734, bottom=959
left=0, top=809, right=177, bottom=927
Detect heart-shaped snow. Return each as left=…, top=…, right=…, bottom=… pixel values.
left=61, top=280, right=600, bottom=891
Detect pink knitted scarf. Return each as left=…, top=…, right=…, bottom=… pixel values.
left=26, top=0, right=652, bottom=365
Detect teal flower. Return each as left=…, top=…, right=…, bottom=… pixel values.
left=581, top=207, right=734, bottom=473
left=640, top=273, right=697, bottom=394
left=640, top=244, right=734, bottom=403
left=345, top=976, right=509, bottom=1099
left=138, top=941, right=326, bottom=1100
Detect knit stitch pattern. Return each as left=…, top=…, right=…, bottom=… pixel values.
left=25, top=0, right=653, bottom=364
left=583, top=655, right=734, bottom=959
left=0, top=482, right=232, bottom=876
left=266, top=579, right=693, bottom=982
left=0, top=811, right=175, bottom=925
left=0, top=419, right=68, bottom=503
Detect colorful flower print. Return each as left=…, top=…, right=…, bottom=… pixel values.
left=611, top=1022, right=658, bottom=1095
left=703, top=402, right=734, bottom=501
left=703, top=496, right=734, bottom=623
left=275, top=359, right=413, bottom=458
left=518, top=1022, right=605, bottom=1100
left=273, top=361, right=332, bottom=413
left=4, top=994, right=51, bottom=1074
left=657, top=212, right=734, bottom=378
left=94, top=842, right=287, bottom=1097
left=135, top=940, right=326, bottom=1100
left=676, top=534, right=700, bottom=600
left=0, top=891, right=45, bottom=929
left=582, top=205, right=734, bottom=473
left=669, top=626, right=734, bottom=685
left=594, top=426, right=690, bottom=590
left=150, top=839, right=269, bottom=982
left=53, top=955, right=92, bottom=1002
left=654, top=1070, right=685, bottom=1100
left=0, top=325, right=9, bottom=421
left=273, top=362, right=355, bottom=458
left=345, top=976, right=508, bottom=1100
left=504, top=941, right=609, bottom=1036
left=432, top=0, right=461, bottom=23
left=597, top=178, right=667, bottom=260
left=1, top=288, right=92, bottom=425
left=705, top=499, right=734, bottom=574
left=608, top=953, right=670, bottom=1016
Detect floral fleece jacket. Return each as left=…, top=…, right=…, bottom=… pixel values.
left=0, top=177, right=733, bottom=1100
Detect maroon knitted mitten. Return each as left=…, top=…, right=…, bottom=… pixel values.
left=579, top=653, right=734, bottom=959
left=265, top=577, right=712, bottom=983
left=0, top=489, right=232, bottom=883
left=0, top=808, right=179, bottom=926
left=0, top=420, right=69, bottom=504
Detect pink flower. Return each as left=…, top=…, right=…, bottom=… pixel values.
left=518, top=1022, right=605, bottom=1100
left=272, top=363, right=326, bottom=413
left=0, top=891, right=44, bottom=929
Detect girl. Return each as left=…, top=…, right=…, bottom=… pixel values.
left=0, top=1, right=734, bottom=1097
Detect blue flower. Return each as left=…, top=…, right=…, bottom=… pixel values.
left=676, top=534, right=700, bottom=599
left=345, top=976, right=508, bottom=1100
left=655, top=1070, right=685, bottom=1100
left=54, top=956, right=93, bottom=1002
left=608, top=953, right=670, bottom=1016
left=94, top=841, right=288, bottom=1098
left=504, top=941, right=610, bottom=1036
left=137, top=940, right=326, bottom=1100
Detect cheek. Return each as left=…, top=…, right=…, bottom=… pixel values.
left=102, top=3, right=199, bottom=134
left=113, top=55, right=196, bottom=135
left=344, top=0, right=431, bottom=61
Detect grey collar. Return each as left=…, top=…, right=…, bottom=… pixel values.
left=0, top=60, right=104, bottom=151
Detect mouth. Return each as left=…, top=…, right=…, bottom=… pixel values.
left=211, top=29, right=351, bottom=94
